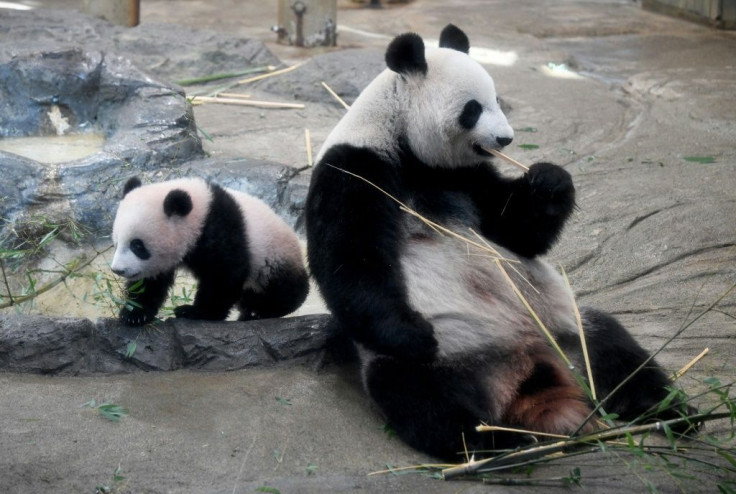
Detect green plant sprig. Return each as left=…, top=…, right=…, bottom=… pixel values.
left=0, top=249, right=111, bottom=310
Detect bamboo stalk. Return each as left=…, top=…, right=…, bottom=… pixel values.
left=175, top=66, right=272, bottom=86
left=561, top=265, right=597, bottom=401
left=475, top=424, right=569, bottom=439
left=304, top=129, right=313, bottom=167
left=191, top=96, right=305, bottom=109
left=215, top=92, right=252, bottom=99
left=368, top=463, right=456, bottom=476
left=493, top=258, right=571, bottom=367
left=673, top=348, right=710, bottom=381
left=481, top=146, right=530, bottom=172
left=236, top=62, right=305, bottom=85
left=321, top=81, right=350, bottom=110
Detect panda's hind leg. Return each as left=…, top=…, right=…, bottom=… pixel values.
left=237, top=262, right=309, bottom=320
left=364, top=356, right=528, bottom=461
left=580, top=308, right=698, bottom=433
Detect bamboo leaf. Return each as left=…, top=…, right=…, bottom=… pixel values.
left=684, top=156, right=716, bottom=164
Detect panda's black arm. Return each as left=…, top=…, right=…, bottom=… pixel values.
left=471, top=161, right=576, bottom=258
left=119, top=270, right=175, bottom=326
left=306, top=146, right=438, bottom=362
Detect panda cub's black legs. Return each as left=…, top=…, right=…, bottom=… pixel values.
left=237, top=264, right=310, bottom=320
left=120, top=271, right=175, bottom=326
left=173, top=275, right=243, bottom=321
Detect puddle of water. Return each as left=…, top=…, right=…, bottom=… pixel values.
left=0, top=2, right=32, bottom=10
left=0, top=133, right=106, bottom=164
left=540, top=62, right=586, bottom=80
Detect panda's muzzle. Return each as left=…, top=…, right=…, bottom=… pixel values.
left=111, top=267, right=141, bottom=280
left=474, top=135, right=513, bottom=156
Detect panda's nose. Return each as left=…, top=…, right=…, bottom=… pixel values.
left=111, top=267, right=127, bottom=277
left=496, top=136, right=513, bottom=147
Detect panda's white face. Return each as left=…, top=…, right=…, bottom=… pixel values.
left=404, top=48, right=514, bottom=168
left=111, top=201, right=169, bottom=281
left=110, top=178, right=212, bottom=281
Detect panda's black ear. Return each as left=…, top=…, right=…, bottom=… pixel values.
left=385, top=32, right=427, bottom=76
left=122, top=176, right=142, bottom=198
left=439, top=24, right=470, bottom=54
left=163, top=189, right=193, bottom=218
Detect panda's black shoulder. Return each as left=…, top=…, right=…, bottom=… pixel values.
left=312, top=143, right=402, bottom=194
left=318, top=144, right=394, bottom=174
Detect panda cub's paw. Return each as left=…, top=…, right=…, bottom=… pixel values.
left=173, top=304, right=200, bottom=320
left=119, top=306, right=155, bottom=326
left=526, top=162, right=575, bottom=217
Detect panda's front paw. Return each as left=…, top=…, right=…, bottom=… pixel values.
left=119, top=306, right=154, bottom=326
left=527, top=162, right=575, bottom=217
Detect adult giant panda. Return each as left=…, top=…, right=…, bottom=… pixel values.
left=111, top=177, right=309, bottom=325
left=305, top=25, right=694, bottom=460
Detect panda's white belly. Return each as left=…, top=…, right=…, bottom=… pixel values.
left=400, top=230, right=579, bottom=359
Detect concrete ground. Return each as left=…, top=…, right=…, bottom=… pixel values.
left=1, top=0, right=735, bottom=492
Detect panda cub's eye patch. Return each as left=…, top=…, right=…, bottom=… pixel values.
left=130, top=238, right=151, bottom=260
left=458, top=99, right=483, bottom=130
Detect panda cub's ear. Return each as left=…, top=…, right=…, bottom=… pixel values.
left=439, top=24, right=470, bottom=54
left=122, top=176, right=142, bottom=197
left=385, top=32, right=427, bottom=76
left=163, top=189, right=193, bottom=218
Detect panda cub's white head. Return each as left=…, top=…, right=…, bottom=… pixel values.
left=110, top=177, right=212, bottom=281
left=383, top=24, right=514, bottom=168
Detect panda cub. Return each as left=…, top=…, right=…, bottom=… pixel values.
left=111, top=176, right=309, bottom=325
left=306, top=25, right=695, bottom=460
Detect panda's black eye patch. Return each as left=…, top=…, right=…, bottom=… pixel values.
left=458, top=100, right=483, bottom=130
left=130, top=239, right=150, bottom=260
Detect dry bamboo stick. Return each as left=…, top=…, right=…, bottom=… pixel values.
left=191, top=96, right=305, bottom=109
left=305, top=129, right=313, bottom=167
left=494, top=258, right=571, bottom=367
left=481, top=146, right=530, bottom=172
left=368, top=463, right=456, bottom=476
left=215, top=92, right=252, bottom=99
left=321, top=81, right=350, bottom=110
left=475, top=424, right=569, bottom=439
left=561, top=265, right=597, bottom=401
left=673, top=348, right=709, bottom=381
left=236, top=62, right=304, bottom=85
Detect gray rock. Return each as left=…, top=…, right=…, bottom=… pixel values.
left=0, top=154, right=43, bottom=237
left=0, top=314, right=94, bottom=374
left=0, top=47, right=202, bottom=240
left=0, top=313, right=332, bottom=376
left=253, top=49, right=386, bottom=104
left=0, top=9, right=280, bottom=84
